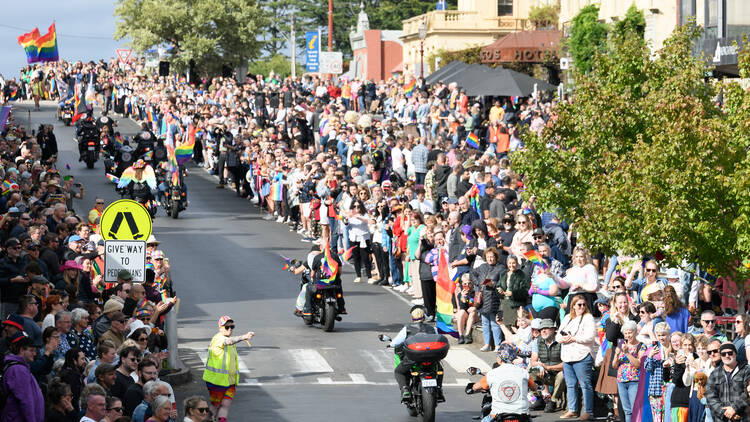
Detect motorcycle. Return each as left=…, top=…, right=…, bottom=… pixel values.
left=119, top=180, right=157, bottom=218
left=302, top=276, right=343, bottom=332
left=60, top=103, right=73, bottom=126
left=378, top=333, right=449, bottom=422
left=464, top=366, right=532, bottom=422
left=75, top=120, right=100, bottom=169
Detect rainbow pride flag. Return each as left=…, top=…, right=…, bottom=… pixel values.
left=465, top=132, right=480, bottom=150
left=146, top=107, right=154, bottom=123
left=105, top=173, right=119, bottom=184
left=269, top=182, right=283, bottom=202
left=523, top=250, right=548, bottom=270
left=17, top=27, right=41, bottom=63
left=35, top=23, right=59, bottom=62
left=2, top=180, right=19, bottom=196
left=404, top=79, right=416, bottom=98
left=175, top=123, right=195, bottom=165
left=468, top=184, right=482, bottom=220
left=318, top=242, right=339, bottom=288
left=339, top=246, right=356, bottom=262
left=436, top=249, right=458, bottom=338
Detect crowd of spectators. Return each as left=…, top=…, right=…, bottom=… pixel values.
left=6, top=57, right=750, bottom=422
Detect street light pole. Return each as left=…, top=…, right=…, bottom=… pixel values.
left=418, top=20, right=427, bottom=79
left=290, top=12, right=296, bottom=79
left=328, top=0, right=333, bottom=52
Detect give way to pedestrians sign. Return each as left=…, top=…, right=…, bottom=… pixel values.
left=104, top=240, right=146, bottom=283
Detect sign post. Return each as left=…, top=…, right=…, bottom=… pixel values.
left=305, top=31, right=320, bottom=73
left=318, top=52, right=343, bottom=74
left=116, top=49, right=133, bottom=64
left=104, top=240, right=146, bottom=283
left=99, top=199, right=153, bottom=241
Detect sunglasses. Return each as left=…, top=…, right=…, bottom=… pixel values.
left=138, top=337, right=148, bottom=342
left=225, top=325, right=235, bottom=330
left=645, top=268, right=657, bottom=273
left=707, top=349, right=720, bottom=355
left=129, top=356, right=141, bottom=362
left=108, top=407, right=123, bottom=412
left=702, top=320, right=716, bottom=324
left=196, top=408, right=210, bottom=413
left=721, top=351, right=735, bottom=357
left=574, top=302, right=586, bottom=307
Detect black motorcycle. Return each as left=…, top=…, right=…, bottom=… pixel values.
left=465, top=366, right=532, bottom=422
left=378, top=333, right=449, bottom=422
left=303, top=278, right=342, bottom=332
left=60, top=103, right=73, bottom=126
left=76, top=120, right=100, bottom=169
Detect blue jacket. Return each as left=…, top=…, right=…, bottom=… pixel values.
left=2, top=354, right=44, bottom=422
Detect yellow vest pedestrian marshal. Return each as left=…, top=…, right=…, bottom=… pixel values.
left=99, top=199, right=152, bottom=241
left=202, top=333, right=239, bottom=386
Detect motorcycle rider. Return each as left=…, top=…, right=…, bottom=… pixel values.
left=303, top=242, right=346, bottom=315
left=471, top=343, right=535, bottom=422
left=76, top=111, right=99, bottom=159
left=118, top=159, right=157, bottom=208
left=390, top=307, right=444, bottom=401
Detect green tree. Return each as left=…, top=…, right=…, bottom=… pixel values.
left=512, top=25, right=750, bottom=307
left=114, top=0, right=267, bottom=75
left=528, top=1, right=560, bottom=30
left=262, top=0, right=295, bottom=57
left=248, top=54, right=305, bottom=78
left=567, top=4, right=609, bottom=73
left=613, top=4, right=646, bottom=40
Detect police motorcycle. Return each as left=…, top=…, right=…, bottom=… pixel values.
left=379, top=310, right=450, bottom=422
left=74, top=112, right=101, bottom=169
left=117, top=159, right=158, bottom=218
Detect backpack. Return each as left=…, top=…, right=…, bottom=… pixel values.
left=0, top=359, right=21, bottom=409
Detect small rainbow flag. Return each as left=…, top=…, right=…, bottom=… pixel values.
left=523, top=250, right=548, bottom=270
left=35, top=23, right=59, bottom=62
left=369, top=138, right=377, bottom=149
left=404, top=79, right=416, bottom=98
left=2, top=180, right=19, bottom=195
left=105, top=173, right=119, bottom=184
left=146, top=107, right=154, bottom=123
left=175, top=123, right=195, bottom=165
left=318, top=242, right=339, bottom=287
left=465, top=132, right=480, bottom=150
left=269, top=182, right=283, bottom=202
left=468, top=184, right=482, bottom=220
left=17, top=27, right=41, bottom=64
left=436, top=249, right=458, bottom=338
left=339, top=246, right=356, bottom=262
left=160, top=289, right=169, bottom=303
left=280, top=254, right=293, bottom=271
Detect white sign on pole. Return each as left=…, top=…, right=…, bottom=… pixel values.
left=104, top=240, right=146, bottom=283
left=319, top=52, right=343, bottom=74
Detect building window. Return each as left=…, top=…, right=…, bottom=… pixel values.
left=498, top=0, right=512, bottom=16
left=727, top=0, right=750, bottom=38
left=705, top=0, right=719, bottom=38
left=679, top=0, right=696, bottom=26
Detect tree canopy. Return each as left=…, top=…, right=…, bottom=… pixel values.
left=528, top=1, right=560, bottom=30
left=114, top=0, right=267, bottom=75
left=567, top=4, right=609, bottom=73
left=512, top=24, right=750, bottom=293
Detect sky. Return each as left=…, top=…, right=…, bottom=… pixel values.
left=0, top=1, right=125, bottom=79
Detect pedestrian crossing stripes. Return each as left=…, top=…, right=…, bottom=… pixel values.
left=181, top=345, right=494, bottom=387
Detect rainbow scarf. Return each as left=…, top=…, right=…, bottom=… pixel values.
left=404, top=79, right=416, bottom=98
left=523, top=250, right=548, bottom=269
left=436, top=248, right=458, bottom=338
left=319, top=117, right=328, bottom=135
left=175, top=123, right=195, bottom=165
left=318, top=242, right=339, bottom=287
left=17, top=27, right=41, bottom=63
left=35, top=24, right=59, bottom=62
left=465, top=132, right=480, bottom=149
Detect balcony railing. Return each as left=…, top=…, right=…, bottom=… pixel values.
left=402, top=11, right=528, bottom=37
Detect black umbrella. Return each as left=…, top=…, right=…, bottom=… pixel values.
left=468, top=68, right=557, bottom=97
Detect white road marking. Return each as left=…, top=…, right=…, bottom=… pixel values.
left=349, top=373, right=367, bottom=383
left=442, top=348, right=492, bottom=374
left=317, top=377, right=333, bottom=384
left=381, top=285, right=412, bottom=305
left=287, top=348, right=334, bottom=373
left=362, top=349, right=394, bottom=373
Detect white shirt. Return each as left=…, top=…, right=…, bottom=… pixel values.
left=391, top=147, right=404, bottom=170
left=487, top=363, right=529, bottom=416
left=556, top=313, right=596, bottom=362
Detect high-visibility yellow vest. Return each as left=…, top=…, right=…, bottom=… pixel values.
left=202, top=333, right=239, bottom=386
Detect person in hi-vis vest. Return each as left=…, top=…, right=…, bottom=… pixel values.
left=202, top=315, right=254, bottom=422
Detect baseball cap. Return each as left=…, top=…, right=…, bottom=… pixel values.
left=117, top=270, right=132, bottom=280
left=4, top=238, right=19, bottom=248
left=218, top=315, right=234, bottom=327
left=8, top=331, right=30, bottom=346
left=530, top=319, right=542, bottom=330
left=67, top=235, right=83, bottom=244
left=2, top=313, right=24, bottom=331
left=381, top=180, right=392, bottom=188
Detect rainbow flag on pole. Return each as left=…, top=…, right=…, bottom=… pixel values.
left=317, top=242, right=339, bottom=288
left=436, top=249, right=458, bottom=338
left=175, top=123, right=195, bottom=165
left=404, top=79, right=416, bottom=98
left=17, top=27, right=41, bottom=63
left=465, top=132, right=480, bottom=149
left=35, top=23, right=59, bottom=62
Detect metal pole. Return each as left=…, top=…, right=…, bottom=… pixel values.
left=290, top=12, right=296, bottom=79
left=420, top=40, right=424, bottom=79
left=165, top=306, right=181, bottom=370
left=327, top=0, right=333, bottom=52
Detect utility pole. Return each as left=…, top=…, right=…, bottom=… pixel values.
left=327, top=0, right=333, bottom=52
left=290, top=12, right=296, bottom=79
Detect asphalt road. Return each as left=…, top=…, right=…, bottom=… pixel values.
left=13, top=100, right=573, bottom=422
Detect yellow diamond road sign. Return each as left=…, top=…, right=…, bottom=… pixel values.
left=99, top=199, right=153, bottom=241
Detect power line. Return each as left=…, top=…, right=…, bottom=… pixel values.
left=0, top=23, right=114, bottom=40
